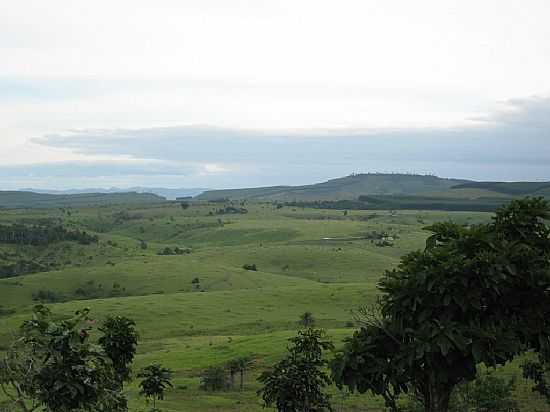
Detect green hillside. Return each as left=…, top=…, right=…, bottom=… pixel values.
left=197, top=173, right=470, bottom=201
left=451, top=181, right=550, bottom=196
left=1, top=201, right=547, bottom=411
left=0, top=191, right=165, bottom=209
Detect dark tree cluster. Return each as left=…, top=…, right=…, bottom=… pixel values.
left=0, top=223, right=98, bottom=246
left=215, top=206, right=248, bottom=215
left=0, top=259, right=47, bottom=279
left=199, top=357, right=254, bottom=392
left=157, top=246, right=191, bottom=256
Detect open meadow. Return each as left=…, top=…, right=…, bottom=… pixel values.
left=1, top=201, right=548, bottom=411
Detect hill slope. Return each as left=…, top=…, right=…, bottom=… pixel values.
left=0, top=191, right=165, bottom=209
left=197, top=174, right=470, bottom=201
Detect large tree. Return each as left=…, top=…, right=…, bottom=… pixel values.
left=331, top=198, right=550, bottom=412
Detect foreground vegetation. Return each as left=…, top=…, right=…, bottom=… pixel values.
left=0, top=199, right=549, bottom=411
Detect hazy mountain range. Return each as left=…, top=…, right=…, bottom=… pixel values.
left=22, top=187, right=208, bottom=200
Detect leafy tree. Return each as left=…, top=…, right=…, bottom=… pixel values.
left=137, top=364, right=173, bottom=410
left=0, top=305, right=133, bottom=412
left=180, top=202, right=190, bottom=209
left=200, top=366, right=226, bottom=391
left=299, top=311, right=316, bottom=328
left=98, top=316, right=138, bottom=384
left=331, top=198, right=550, bottom=412
left=258, top=328, right=334, bottom=412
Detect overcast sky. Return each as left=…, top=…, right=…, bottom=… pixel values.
left=1, top=0, right=549, bottom=189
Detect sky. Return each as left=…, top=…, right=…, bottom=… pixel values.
left=1, top=0, right=549, bottom=189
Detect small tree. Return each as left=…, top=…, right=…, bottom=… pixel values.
left=98, top=316, right=138, bottom=385
left=521, top=345, right=550, bottom=404
left=227, top=359, right=240, bottom=389
left=258, top=328, right=334, bottom=412
left=237, top=356, right=254, bottom=391
left=455, top=371, right=519, bottom=412
left=299, top=311, right=316, bottom=328
left=200, top=366, right=226, bottom=391
left=138, top=364, right=173, bottom=410
left=0, top=305, right=134, bottom=412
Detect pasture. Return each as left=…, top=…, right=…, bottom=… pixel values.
left=0, top=201, right=547, bottom=411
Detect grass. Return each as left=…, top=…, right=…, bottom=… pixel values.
left=0, top=201, right=548, bottom=411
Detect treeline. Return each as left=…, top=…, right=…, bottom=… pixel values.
left=286, top=194, right=511, bottom=212
left=0, top=223, right=98, bottom=246
left=0, top=259, right=47, bottom=278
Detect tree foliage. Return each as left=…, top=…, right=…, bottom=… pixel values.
left=299, top=311, right=316, bottom=328
left=200, top=366, right=226, bottom=391
left=0, top=305, right=135, bottom=412
left=0, top=223, right=98, bottom=246
left=98, top=316, right=138, bottom=384
left=258, top=328, right=334, bottom=412
left=521, top=344, right=550, bottom=404
left=137, top=363, right=173, bottom=408
left=331, top=198, right=550, bottom=412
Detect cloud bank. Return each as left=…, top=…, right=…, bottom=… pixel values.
left=0, top=96, right=547, bottom=190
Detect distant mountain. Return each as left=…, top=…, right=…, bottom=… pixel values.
left=196, top=174, right=471, bottom=201
left=23, top=187, right=207, bottom=200
left=0, top=191, right=165, bottom=209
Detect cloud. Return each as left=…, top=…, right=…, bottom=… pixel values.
left=2, top=96, right=549, bottom=189
left=478, top=96, right=550, bottom=129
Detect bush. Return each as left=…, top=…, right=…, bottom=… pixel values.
left=32, top=289, right=64, bottom=303
left=200, top=366, right=227, bottom=391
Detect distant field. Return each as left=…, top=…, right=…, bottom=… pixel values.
left=1, top=201, right=548, bottom=411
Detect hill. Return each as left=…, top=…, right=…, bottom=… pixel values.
left=0, top=191, right=165, bottom=209
left=451, top=181, right=550, bottom=196
left=0, top=202, right=546, bottom=411
left=24, top=186, right=207, bottom=200
left=196, top=174, right=470, bottom=201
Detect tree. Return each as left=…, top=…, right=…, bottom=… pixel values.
left=137, top=363, right=173, bottom=410
left=521, top=344, right=550, bottom=404
left=0, top=305, right=134, bottom=412
left=200, top=366, right=226, bottom=391
left=299, top=311, right=316, bottom=328
left=331, top=198, right=550, bottom=412
left=237, top=356, right=254, bottom=391
left=98, top=316, right=138, bottom=385
left=226, top=359, right=240, bottom=389
left=258, top=328, right=334, bottom=412
left=455, top=371, right=519, bottom=412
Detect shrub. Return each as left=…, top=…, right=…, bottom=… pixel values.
left=200, top=366, right=227, bottom=391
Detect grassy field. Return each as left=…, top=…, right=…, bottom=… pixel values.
left=1, top=201, right=548, bottom=411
